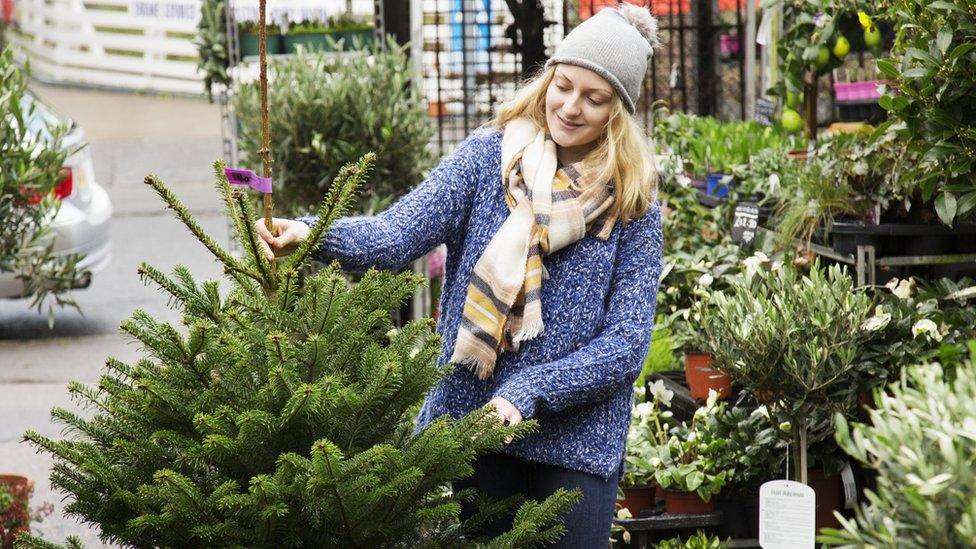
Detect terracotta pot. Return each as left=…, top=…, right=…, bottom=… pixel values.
left=427, top=101, right=447, bottom=117
left=618, top=486, right=657, bottom=516
left=0, top=474, right=34, bottom=544
left=808, top=468, right=843, bottom=531
left=664, top=489, right=717, bottom=514
left=684, top=352, right=731, bottom=400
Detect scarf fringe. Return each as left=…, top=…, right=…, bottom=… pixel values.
left=450, top=352, right=496, bottom=381
left=512, top=319, right=544, bottom=345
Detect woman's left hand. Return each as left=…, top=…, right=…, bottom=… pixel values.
left=487, top=396, right=523, bottom=444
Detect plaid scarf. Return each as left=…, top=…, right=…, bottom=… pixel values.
left=450, top=118, right=618, bottom=380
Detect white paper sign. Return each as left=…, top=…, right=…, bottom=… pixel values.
left=759, top=480, right=816, bottom=548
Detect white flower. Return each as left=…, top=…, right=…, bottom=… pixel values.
left=862, top=306, right=891, bottom=332
left=635, top=401, right=654, bottom=420
left=752, top=405, right=770, bottom=419
left=676, top=174, right=692, bottom=188
left=886, top=278, right=914, bottom=299
left=649, top=380, right=674, bottom=407
left=743, top=252, right=770, bottom=279
left=706, top=388, right=720, bottom=408
left=912, top=319, right=942, bottom=341
left=697, top=272, right=714, bottom=287
left=768, top=173, right=781, bottom=193
left=649, top=456, right=662, bottom=467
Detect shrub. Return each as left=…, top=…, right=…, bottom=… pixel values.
left=0, top=47, right=81, bottom=324
left=820, top=356, right=976, bottom=547
left=233, top=39, right=435, bottom=216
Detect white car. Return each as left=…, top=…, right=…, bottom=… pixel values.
left=0, top=93, right=112, bottom=298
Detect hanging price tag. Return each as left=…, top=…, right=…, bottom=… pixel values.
left=225, top=168, right=273, bottom=193
left=732, top=201, right=760, bottom=247
left=759, top=480, right=816, bottom=548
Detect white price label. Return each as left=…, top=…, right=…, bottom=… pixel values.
left=759, top=480, right=816, bottom=548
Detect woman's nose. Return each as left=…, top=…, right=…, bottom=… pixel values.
left=562, top=96, right=582, bottom=117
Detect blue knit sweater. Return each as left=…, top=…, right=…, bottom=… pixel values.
left=300, top=126, right=664, bottom=480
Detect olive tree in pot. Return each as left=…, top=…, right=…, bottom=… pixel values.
left=699, top=262, right=874, bottom=485
left=820, top=357, right=976, bottom=547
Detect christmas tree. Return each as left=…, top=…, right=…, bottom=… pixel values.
left=22, top=156, right=576, bottom=547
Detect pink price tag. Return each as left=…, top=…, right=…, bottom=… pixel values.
left=224, top=168, right=273, bottom=193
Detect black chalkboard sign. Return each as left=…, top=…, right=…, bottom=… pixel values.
left=754, top=98, right=776, bottom=127
left=732, top=201, right=760, bottom=247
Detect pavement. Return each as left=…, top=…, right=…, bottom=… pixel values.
left=0, top=82, right=231, bottom=546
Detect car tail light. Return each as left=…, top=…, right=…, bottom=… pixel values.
left=18, top=167, right=73, bottom=204
left=54, top=167, right=73, bottom=200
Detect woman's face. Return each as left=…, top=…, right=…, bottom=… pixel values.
left=545, top=65, right=614, bottom=157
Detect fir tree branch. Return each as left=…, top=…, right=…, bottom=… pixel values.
left=283, top=154, right=373, bottom=273
left=232, top=188, right=275, bottom=289
left=314, top=440, right=361, bottom=549
left=143, top=174, right=262, bottom=285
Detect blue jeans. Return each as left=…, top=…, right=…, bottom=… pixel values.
left=454, top=452, right=619, bottom=548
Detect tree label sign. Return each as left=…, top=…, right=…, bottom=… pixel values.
left=732, top=201, right=760, bottom=247
left=759, top=480, right=816, bottom=548
left=755, top=98, right=776, bottom=126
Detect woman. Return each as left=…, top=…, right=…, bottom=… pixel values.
left=256, top=4, right=663, bottom=546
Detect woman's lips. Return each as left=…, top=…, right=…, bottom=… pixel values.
left=556, top=113, right=582, bottom=131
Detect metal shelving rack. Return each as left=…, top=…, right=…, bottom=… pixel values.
left=754, top=227, right=976, bottom=287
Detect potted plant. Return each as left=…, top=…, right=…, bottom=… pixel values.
left=708, top=404, right=789, bottom=538
left=660, top=244, right=746, bottom=401
left=0, top=474, right=33, bottom=545
left=699, top=261, right=874, bottom=486
left=238, top=20, right=282, bottom=58
left=620, top=381, right=675, bottom=516
left=652, top=391, right=729, bottom=514
left=282, top=19, right=330, bottom=53
left=819, top=360, right=976, bottom=547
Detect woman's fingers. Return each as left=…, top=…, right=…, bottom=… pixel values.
left=254, top=218, right=280, bottom=260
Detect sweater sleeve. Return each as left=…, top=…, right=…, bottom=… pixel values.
left=492, top=204, right=665, bottom=418
left=297, top=130, right=487, bottom=272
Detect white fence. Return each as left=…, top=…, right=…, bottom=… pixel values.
left=7, top=0, right=376, bottom=95
left=9, top=0, right=205, bottom=94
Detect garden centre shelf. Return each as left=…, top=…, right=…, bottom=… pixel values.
left=614, top=511, right=761, bottom=548
left=754, top=227, right=976, bottom=287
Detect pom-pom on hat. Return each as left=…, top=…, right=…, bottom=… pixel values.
left=545, top=3, right=659, bottom=114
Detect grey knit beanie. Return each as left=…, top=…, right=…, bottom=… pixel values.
left=545, top=4, right=659, bottom=114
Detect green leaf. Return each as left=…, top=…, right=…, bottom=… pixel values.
left=955, top=191, right=976, bottom=217
left=876, top=59, right=899, bottom=78
left=935, top=192, right=958, bottom=226
left=949, top=43, right=976, bottom=60
left=901, top=67, right=930, bottom=79
left=937, top=28, right=953, bottom=55
left=929, top=1, right=965, bottom=12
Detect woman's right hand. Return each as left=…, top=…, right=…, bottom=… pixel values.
left=254, top=217, right=311, bottom=261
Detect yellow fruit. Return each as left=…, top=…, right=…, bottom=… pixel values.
left=786, top=91, right=802, bottom=109
left=815, top=46, right=831, bottom=68
left=864, top=26, right=882, bottom=49
left=833, top=35, right=850, bottom=59
left=781, top=108, right=803, bottom=134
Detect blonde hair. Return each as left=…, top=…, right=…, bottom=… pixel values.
left=484, top=65, right=658, bottom=223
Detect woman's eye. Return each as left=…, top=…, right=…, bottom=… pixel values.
left=556, top=84, right=570, bottom=92
left=588, top=97, right=604, bottom=105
